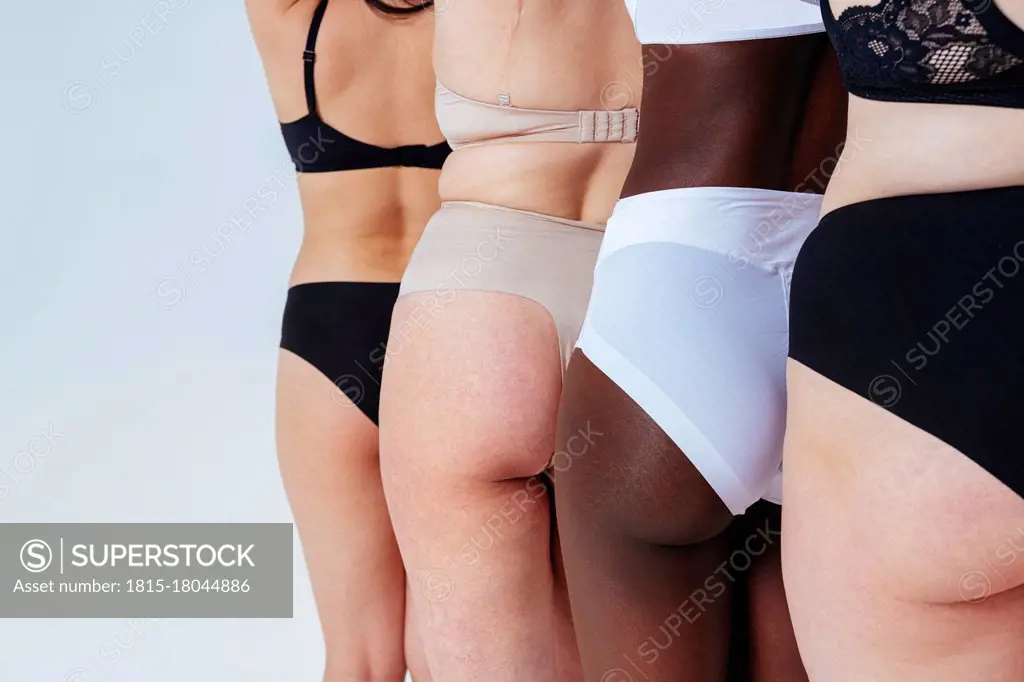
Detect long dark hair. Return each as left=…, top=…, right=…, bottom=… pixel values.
left=364, top=0, right=434, bottom=15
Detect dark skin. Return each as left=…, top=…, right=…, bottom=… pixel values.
left=554, top=35, right=847, bottom=682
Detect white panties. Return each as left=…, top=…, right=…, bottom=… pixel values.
left=576, top=186, right=822, bottom=514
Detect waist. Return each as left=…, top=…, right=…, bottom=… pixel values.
left=602, top=186, right=822, bottom=266
left=822, top=98, right=1024, bottom=215
left=298, top=167, right=439, bottom=232
left=291, top=228, right=422, bottom=285
left=438, top=142, right=635, bottom=223
left=438, top=200, right=607, bottom=232
left=622, top=36, right=838, bottom=196
left=292, top=171, right=439, bottom=283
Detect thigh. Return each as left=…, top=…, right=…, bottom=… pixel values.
left=276, top=350, right=385, bottom=510
left=554, top=353, right=736, bottom=682
left=784, top=361, right=1024, bottom=682
left=276, top=350, right=406, bottom=650
left=379, top=291, right=569, bottom=679
left=378, top=289, right=564, bottom=603
left=785, top=362, right=1024, bottom=599
left=404, top=581, right=432, bottom=682
left=740, top=502, right=805, bottom=682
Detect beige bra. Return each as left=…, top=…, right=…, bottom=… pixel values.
left=436, top=82, right=640, bottom=150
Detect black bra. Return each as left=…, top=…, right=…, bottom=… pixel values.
left=822, top=0, right=1024, bottom=108
left=279, top=0, right=451, bottom=173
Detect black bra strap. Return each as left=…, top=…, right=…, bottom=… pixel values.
left=303, top=0, right=330, bottom=114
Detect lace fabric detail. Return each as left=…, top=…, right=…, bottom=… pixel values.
left=828, top=0, right=1024, bottom=100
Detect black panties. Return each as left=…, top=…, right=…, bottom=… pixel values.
left=790, top=186, right=1024, bottom=498
left=280, top=282, right=399, bottom=425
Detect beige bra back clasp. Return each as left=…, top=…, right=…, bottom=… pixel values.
left=435, top=82, right=640, bottom=150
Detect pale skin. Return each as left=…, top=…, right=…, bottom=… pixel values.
left=245, top=0, right=444, bottom=679
left=783, top=1, right=1024, bottom=681
left=378, top=0, right=640, bottom=680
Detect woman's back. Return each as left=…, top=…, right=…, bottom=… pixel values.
left=247, top=0, right=446, bottom=282
left=435, top=0, right=639, bottom=108
left=434, top=0, right=642, bottom=222
left=818, top=0, right=1024, bottom=213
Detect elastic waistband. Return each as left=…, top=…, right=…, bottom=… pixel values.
left=439, top=201, right=607, bottom=232
left=628, top=0, right=824, bottom=46
left=599, top=186, right=823, bottom=268
left=614, top=185, right=823, bottom=213
left=288, top=281, right=401, bottom=291
left=820, top=186, right=1024, bottom=223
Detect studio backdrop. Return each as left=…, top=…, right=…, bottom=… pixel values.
left=0, top=1, right=328, bottom=680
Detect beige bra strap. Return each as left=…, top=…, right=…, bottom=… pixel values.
left=436, top=82, right=639, bottom=148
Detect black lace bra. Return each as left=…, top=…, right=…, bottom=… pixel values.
left=821, top=0, right=1024, bottom=107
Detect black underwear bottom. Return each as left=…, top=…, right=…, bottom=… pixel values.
left=789, top=186, right=1024, bottom=498
left=280, top=282, right=400, bottom=426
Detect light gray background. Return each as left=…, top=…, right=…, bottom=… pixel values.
left=0, top=1, right=404, bottom=679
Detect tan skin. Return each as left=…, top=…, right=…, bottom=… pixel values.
left=378, top=1, right=640, bottom=680
left=249, top=0, right=442, bottom=284
left=784, top=1, right=1024, bottom=681
left=246, top=0, right=444, bottom=680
